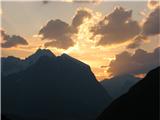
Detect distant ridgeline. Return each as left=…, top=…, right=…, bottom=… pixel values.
left=1, top=49, right=159, bottom=120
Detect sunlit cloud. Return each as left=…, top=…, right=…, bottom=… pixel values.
left=38, top=7, right=102, bottom=50
left=127, top=35, right=147, bottom=49
left=2, top=3, right=159, bottom=80
left=32, top=34, right=43, bottom=38
left=147, top=0, right=159, bottom=9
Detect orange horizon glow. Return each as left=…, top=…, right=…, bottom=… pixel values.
left=1, top=2, right=159, bottom=81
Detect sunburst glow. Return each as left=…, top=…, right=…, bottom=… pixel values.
left=72, top=8, right=103, bottom=48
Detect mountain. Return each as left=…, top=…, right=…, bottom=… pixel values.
left=97, top=67, right=159, bottom=120
left=2, top=51, right=111, bottom=120
left=101, top=75, right=140, bottom=99
left=1, top=56, right=24, bottom=76
left=1, top=49, right=55, bottom=76
left=24, top=48, right=55, bottom=64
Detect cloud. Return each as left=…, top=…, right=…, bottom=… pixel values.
left=44, top=34, right=74, bottom=49
left=127, top=35, right=147, bottom=49
left=1, top=30, right=28, bottom=48
left=39, top=19, right=71, bottom=40
left=39, top=8, right=92, bottom=49
left=92, top=6, right=141, bottom=46
left=71, top=8, right=92, bottom=32
left=42, top=0, right=49, bottom=4
left=147, top=0, right=159, bottom=9
left=126, top=6, right=159, bottom=49
left=1, top=30, right=10, bottom=40
left=108, top=47, right=160, bottom=76
left=142, top=6, right=160, bottom=36
left=39, top=19, right=74, bottom=49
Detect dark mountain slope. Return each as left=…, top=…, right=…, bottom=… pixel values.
left=2, top=53, right=111, bottom=120
left=97, top=67, right=159, bottom=120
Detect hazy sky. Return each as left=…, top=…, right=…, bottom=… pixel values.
left=1, top=0, right=159, bottom=80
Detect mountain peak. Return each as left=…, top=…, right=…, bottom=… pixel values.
left=61, top=53, right=70, bottom=57
left=25, top=48, right=56, bottom=63
left=26, top=48, right=56, bottom=60
left=34, top=48, right=56, bottom=57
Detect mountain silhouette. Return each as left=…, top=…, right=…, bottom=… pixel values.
left=24, top=48, right=55, bottom=64
left=101, top=74, right=140, bottom=100
left=1, top=49, right=55, bottom=76
left=2, top=50, right=111, bottom=120
left=1, top=56, right=24, bottom=76
left=97, top=67, right=159, bottom=120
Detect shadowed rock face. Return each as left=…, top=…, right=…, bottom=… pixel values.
left=97, top=67, right=159, bottom=120
left=2, top=50, right=111, bottom=120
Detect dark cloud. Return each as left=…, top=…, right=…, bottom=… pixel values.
left=127, top=35, right=147, bottom=49
left=126, top=6, right=159, bottom=49
left=42, top=0, right=49, bottom=4
left=143, top=6, right=160, bottom=36
left=39, top=9, right=92, bottom=49
left=1, top=30, right=10, bottom=40
left=39, top=19, right=71, bottom=40
left=1, top=30, right=28, bottom=48
left=39, top=19, right=74, bottom=49
left=92, top=6, right=141, bottom=46
left=108, top=47, right=159, bottom=76
left=71, top=8, right=92, bottom=32
left=44, top=35, right=74, bottom=49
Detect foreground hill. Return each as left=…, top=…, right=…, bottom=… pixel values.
left=2, top=50, right=111, bottom=120
left=97, top=67, right=159, bottom=120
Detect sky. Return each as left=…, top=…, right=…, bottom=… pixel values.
left=1, top=0, right=160, bottom=80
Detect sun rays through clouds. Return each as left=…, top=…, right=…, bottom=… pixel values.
left=1, top=1, right=159, bottom=80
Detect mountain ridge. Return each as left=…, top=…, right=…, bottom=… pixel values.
left=2, top=50, right=111, bottom=120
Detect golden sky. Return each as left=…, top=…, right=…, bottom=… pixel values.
left=1, top=0, right=160, bottom=80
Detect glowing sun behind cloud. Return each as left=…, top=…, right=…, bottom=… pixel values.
left=1, top=1, right=159, bottom=81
